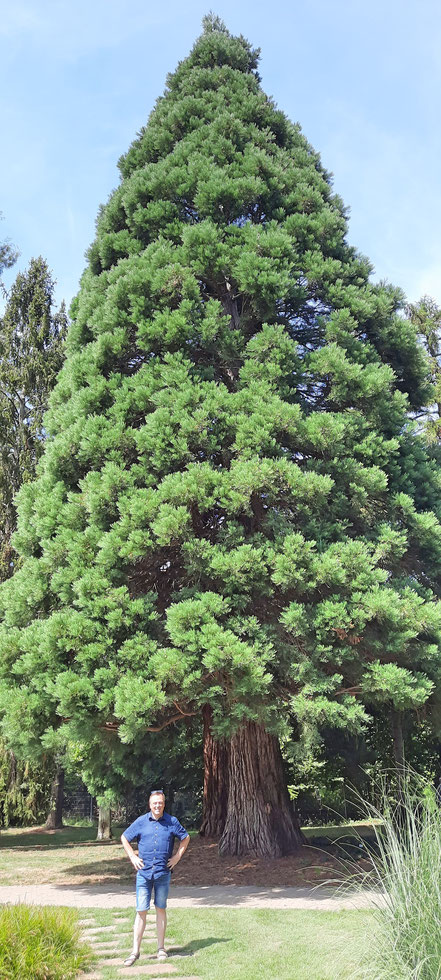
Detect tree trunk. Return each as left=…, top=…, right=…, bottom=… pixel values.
left=219, top=721, right=304, bottom=857
left=391, top=708, right=405, bottom=768
left=45, top=765, right=64, bottom=829
left=200, top=704, right=229, bottom=838
left=97, top=805, right=112, bottom=840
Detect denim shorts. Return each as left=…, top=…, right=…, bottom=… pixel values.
left=136, top=871, right=171, bottom=911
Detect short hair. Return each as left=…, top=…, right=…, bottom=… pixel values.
left=149, top=789, right=165, bottom=800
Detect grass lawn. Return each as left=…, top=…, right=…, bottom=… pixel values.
left=303, top=820, right=381, bottom=842
left=83, top=906, right=373, bottom=980
left=0, top=825, right=110, bottom=848
left=0, top=824, right=128, bottom=886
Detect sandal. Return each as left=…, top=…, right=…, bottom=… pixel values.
left=123, top=952, right=140, bottom=967
left=157, top=948, right=168, bottom=962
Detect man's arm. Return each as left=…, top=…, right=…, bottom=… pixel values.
left=121, top=833, right=145, bottom=871
left=167, top=834, right=190, bottom=870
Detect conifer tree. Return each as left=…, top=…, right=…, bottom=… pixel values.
left=407, top=296, right=441, bottom=441
left=0, top=213, right=18, bottom=296
left=0, top=256, right=67, bottom=827
left=1, top=17, right=441, bottom=856
left=0, top=256, right=67, bottom=580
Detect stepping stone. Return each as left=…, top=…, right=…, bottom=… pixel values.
left=79, top=974, right=101, bottom=979
left=78, top=918, right=95, bottom=925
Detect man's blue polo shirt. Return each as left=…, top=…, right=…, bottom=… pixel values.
left=123, top=811, right=189, bottom=880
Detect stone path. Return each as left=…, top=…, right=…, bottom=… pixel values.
left=0, top=882, right=381, bottom=910
left=76, top=908, right=203, bottom=980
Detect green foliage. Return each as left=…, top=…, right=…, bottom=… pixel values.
left=0, top=19, right=440, bottom=797
left=0, top=213, right=18, bottom=296
left=0, top=258, right=67, bottom=821
left=285, top=709, right=441, bottom=825
left=0, top=904, right=91, bottom=979
left=0, top=257, right=67, bottom=581
left=407, top=295, right=441, bottom=443
left=0, top=741, right=55, bottom=827
left=52, top=717, right=203, bottom=812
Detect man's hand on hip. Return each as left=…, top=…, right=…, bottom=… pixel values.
left=131, top=856, right=145, bottom=871
left=167, top=855, right=180, bottom=869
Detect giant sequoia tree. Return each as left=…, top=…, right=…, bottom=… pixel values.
left=1, top=17, right=441, bottom=856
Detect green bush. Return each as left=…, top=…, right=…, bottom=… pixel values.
left=0, top=904, right=91, bottom=979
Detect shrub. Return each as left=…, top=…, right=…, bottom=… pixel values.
left=0, top=904, right=91, bottom=979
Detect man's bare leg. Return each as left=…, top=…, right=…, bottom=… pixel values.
left=133, top=910, right=147, bottom=954
left=155, top=907, right=167, bottom=950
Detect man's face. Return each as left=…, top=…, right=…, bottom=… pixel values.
left=150, top=792, right=165, bottom=819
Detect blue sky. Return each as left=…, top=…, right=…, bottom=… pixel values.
left=1, top=0, right=440, bottom=312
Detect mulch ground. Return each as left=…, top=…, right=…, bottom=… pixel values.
left=170, top=836, right=360, bottom=887
left=0, top=826, right=366, bottom=888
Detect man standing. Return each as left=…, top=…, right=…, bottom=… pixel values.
left=121, top=789, right=190, bottom=966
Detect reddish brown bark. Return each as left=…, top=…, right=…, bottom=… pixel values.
left=199, top=704, right=229, bottom=838
left=219, top=721, right=304, bottom=857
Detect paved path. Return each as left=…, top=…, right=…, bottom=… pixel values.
left=0, top=882, right=381, bottom=910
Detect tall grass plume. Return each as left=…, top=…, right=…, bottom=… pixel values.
left=354, top=770, right=441, bottom=979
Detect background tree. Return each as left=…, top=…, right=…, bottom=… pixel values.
left=407, top=296, right=441, bottom=441
left=54, top=715, right=203, bottom=838
left=0, top=256, right=67, bottom=581
left=0, top=256, right=67, bottom=827
left=0, top=742, right=56, bottom=827
left=0, top=17, right=441, bottom=856
left=0, top=213, right=18, bottom=297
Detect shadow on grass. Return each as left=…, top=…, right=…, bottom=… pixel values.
left=61, top=858, right=131, bottom=880
left=170, top=937, right=231, bottom=956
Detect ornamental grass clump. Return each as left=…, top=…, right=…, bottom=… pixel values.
left=0, top=903, right=91, bottom=979
left=357, top=775, right=441, bottom=980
